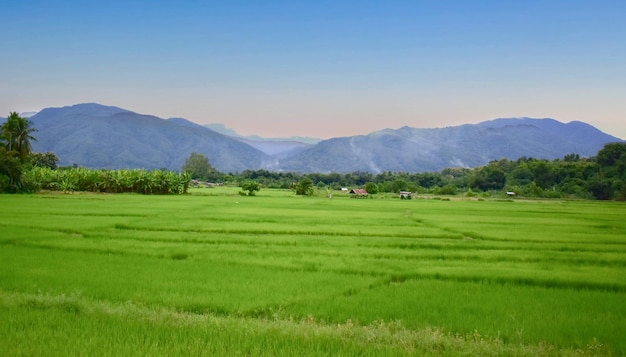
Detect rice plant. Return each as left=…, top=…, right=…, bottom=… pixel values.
left=1, top=189, right=624, bottom=355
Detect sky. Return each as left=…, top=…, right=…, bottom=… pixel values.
left=2, top=0, right=625, bottom=139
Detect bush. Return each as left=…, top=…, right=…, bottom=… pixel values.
left=241, top=181, right=260, bottom=196
left=294, top=177, right=314, bottom=196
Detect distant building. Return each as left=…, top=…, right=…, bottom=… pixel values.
left=349, top=189, right=368, bottom=198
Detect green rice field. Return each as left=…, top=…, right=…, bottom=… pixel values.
left=1, top=188, right=625, bottom=356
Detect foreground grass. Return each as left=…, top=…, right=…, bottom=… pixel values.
left=0, top=291, right=602, bottom=356
left=1, top=189, right=625, bottom=355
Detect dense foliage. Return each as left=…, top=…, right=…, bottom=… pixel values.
left=30, top=152, right=60, bottom=170
left=0, top=112, right=37, bottom=192
left=225, top=143, right=626, bottom=200
left=24, top=167, right=190, bottom=194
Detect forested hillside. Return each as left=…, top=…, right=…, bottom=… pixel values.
left=28, top=104, right=272, bottom=172
left=11, top=103, right=623, bottom=173
left=280, top=119, right=621, bottom=173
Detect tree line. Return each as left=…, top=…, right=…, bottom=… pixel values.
left=220, top=144, right=625, bottom=200
left=2, top=112, right=625, bottom=199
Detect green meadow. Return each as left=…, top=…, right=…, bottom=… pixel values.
left=1, top=188, right=625, bottom=356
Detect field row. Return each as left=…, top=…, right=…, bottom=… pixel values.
left=1, top=190, right=625, bottom=354
left=2, top=233, right=625, bottom=295
left=2, top=289, right=598, bottom=357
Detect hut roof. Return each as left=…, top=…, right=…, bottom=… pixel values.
left=349, top=189, right=368, bottom=195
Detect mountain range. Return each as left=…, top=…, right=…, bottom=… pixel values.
left=20, top=104, right=274, bottom=173
left=2, top=103, right=623, bottom=173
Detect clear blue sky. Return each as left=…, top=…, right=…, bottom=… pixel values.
left=2, top=0, right=625, bottom=139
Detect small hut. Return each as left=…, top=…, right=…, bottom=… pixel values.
left=399, top=191, right=412, bottom=199
left=349, top=189, right=368, bottom=198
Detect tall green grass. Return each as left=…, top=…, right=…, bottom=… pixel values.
left=1, top=189, right=624, bottom=355
left=3, top=291, right=589, bottom=357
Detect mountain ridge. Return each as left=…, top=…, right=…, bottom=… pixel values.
left=279, top=117, right=622, bottom=173
left=27, top=103, right=272, bottom=172
left=5, top=103, right=623, bottom=173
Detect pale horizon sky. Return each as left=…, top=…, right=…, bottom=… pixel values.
left=2, top=1, right=625, bottom=139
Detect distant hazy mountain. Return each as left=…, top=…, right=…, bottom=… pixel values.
left=204, top=123, right=318, bottom=157
left=28, top=103, right=273, bottom=172
left=205, top=123, right=321, bottom=144
left=9, top=103, right=624, bottom=174
left=235, top=137, right=313, bottom=158
left=19, top=111, right=39, bottom=118
left=204, top=124, right=242, bottom=138
left=1, top=111, right=39, bottom=120
left=279, top=118, right=623, bottom=173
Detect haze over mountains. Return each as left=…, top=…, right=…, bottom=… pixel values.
left=203, top=124, right=317, bottom=159
left=4, top=103, right=622, bottom=173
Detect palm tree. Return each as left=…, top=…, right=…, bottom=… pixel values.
left=2, top=112, right=37, bottom=160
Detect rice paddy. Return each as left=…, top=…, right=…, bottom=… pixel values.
left=1, top=188, right=625, bottom=356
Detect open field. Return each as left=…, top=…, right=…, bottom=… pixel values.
left=1, top=188, right=625, bottom=356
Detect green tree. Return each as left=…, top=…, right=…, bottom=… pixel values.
left=181, top=152, right=218, bottom=181
left=529, top=160, right=555, bottom=189
left=595, top=142, right=626, bottom=200
left=30, top=152, right=60, bottom=169
left=563, top=153, right=580, bottom=162
left=388, top=179, right=408, bottom=193
left=2, top=112, right=37, bottom=160
left=596, top=142, right=626, bottom=180
left=510, top=163, right=533, bottom=186
left=0, top=146, right=22, bottom=192
left=469, top=165, right=506, bottom=191
left=588, top=178, right=611, bottom=200
left=1, top=112, right=37, bottom=192
left=365, top=181, right=379, bottom=194
left=293, top=177, right=314, bottom=195
left=559, top=178, right=590, bottom=198
left=240, top=180, right=260, bottom=196
left=412, top=172, right=443, bottom=188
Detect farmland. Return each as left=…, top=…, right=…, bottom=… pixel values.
left=1, top=188, right=625, bottom=356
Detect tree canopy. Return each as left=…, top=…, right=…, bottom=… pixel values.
left=293, top=177, right=314, bottom=196
left=1, top=112, right=37, bottom=191
left=2, top=112, right=37, bottom=160
left=30, top=152, right=60, bottom=169
left=182, top=153, right=218, bottom=181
